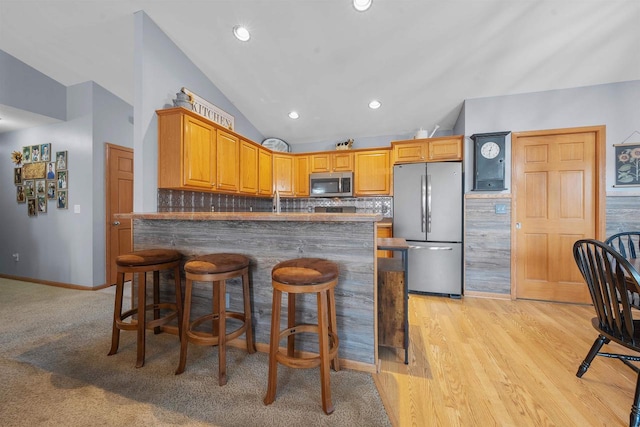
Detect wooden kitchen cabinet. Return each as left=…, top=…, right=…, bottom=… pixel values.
left=239, top=139, right=258, bottom=194
left=294, top=154, right=310, bottom=197
left=310, top=151, right=354, bottom=173
left=258, top=147, right=273, bottom=196
left=273, top=153, right=294, bottom=196
left=354, top=149, right=391, bottom=196
left=216, top=129, right=240, bottom=192
left=157, top=108, right=216, bottom=190
left=377, top=222, right=393, bottom=257
left=392, top=135, right=463, bottom=164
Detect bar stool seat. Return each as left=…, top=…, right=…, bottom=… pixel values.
left=264, top=258, right=340, bottom=415
left=176, top=253, right=256, bottom=386
left=108, top=248, right=183, bottom=368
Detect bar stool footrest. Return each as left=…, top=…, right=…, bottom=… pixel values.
left=186, top=311, right=249, bottom=346
left=115, top=303, right=179, bottom=331
left=275, top=324, right=339, bottom=369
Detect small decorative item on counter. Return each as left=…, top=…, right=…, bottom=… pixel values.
left=335, top=138, right=354, bottom=150
left=11, top=150, right=23, bottom=165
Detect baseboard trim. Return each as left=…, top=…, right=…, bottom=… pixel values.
left=0, top=274, right=107, bottom=291
left=464, top=290, right=512, bottom=300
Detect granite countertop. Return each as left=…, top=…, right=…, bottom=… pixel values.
left=116, top=212, right=384, bottom=222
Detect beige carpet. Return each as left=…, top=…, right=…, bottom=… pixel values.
left=0, top=279, right=390, bottom=426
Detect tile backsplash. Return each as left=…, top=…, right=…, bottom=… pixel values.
left=158, top=189, right=393, bottom=217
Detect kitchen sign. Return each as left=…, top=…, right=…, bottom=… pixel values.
left=180, top=87, right=234, bottom=131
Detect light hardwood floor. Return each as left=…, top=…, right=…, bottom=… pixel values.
left=373, top=294, right=636, bottom=427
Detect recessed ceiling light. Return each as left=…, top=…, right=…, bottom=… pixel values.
left=368, top=100, right=381, bottom=109
left=288, top=111, right=299, bottom=119
left=233, top=25, right=251, bottom=42
left=353, top=0, right=373, bottom=12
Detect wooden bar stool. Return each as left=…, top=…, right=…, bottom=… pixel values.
left=108, top=248, right=183, bottom=368
left=176, top=253, right=256, bottom=386
left=264, top=258, right=340, bottom=415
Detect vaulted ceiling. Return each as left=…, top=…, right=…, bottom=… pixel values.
left=1, top=1, right=638, bottom=146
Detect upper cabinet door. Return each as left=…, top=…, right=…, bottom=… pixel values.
left=273, top=153, right=294, bottom=196
left=239, top=139, right=259, bottom=194
left=258, top=147, right=273, bottom=196
left=354, top=149, right=391, bottom=196
left=294, top=155, right=310, bottom=196
left=158, top=109, right=216, bottom=190
left=310, top=153, right=331, bottom=173
left=216, top=129, right=239, bottom=192
left=332, top=152, right=354, bottom=171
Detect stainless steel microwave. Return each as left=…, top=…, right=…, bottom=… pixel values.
left=309, top=172, right=353, bottom=197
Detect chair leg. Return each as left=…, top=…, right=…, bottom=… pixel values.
left=264, top=288, right=282, bottom=405
left=108, top=271, right=125, bottom=356
left=173, top=265, right=183, bottom=339
left=242, top=270, right=256, bottom=353
left=576, top=334, right=608, bottom=377
left=218, top=279, right=227, bottom=386
left=317, top=289, right=334, bottom=415
left=631, top=373, right=640, bottom=427
left=136, top=272, right=147, bottom=368
left=176, top=277, right=193, bottom=375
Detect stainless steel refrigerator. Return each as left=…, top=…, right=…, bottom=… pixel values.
left=393, top=162, right=463, bottom=296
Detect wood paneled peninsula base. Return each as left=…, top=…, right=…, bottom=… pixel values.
left=116, top=212, right=383, bottom=372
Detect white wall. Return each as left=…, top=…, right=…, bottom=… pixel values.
left=460, top=80, right=640, bottom=193
left=133, top=11, right=264, bottom=212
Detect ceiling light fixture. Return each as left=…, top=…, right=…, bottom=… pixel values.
left=353, top=0, right=373, bottom=12
left=288, top=111, right=299, bottom=119
left=233, top=25, right=251, bottom=42
left=368, top=100, right=381, bottom=109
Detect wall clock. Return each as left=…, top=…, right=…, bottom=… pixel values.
left=471, top=131, right=510, bottom=191
left=262, top=138, right=290, bottom=153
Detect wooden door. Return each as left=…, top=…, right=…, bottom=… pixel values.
left=512, top=126, right=605, bottom=303
left=106, top=144, right=133, bottom=286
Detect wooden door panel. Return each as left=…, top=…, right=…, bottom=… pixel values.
left=514, top=128, right=602, bottom=304
left=106, top=144, right=133, bottom=286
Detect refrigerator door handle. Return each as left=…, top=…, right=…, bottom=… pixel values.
left=427, top=174, right=432, bottom=233
left=408, top=245, right=454, bottom=250
left=421, top=175, right=426, bottom=233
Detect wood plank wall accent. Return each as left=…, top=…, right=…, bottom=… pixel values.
left=605, top=194, right=640, bottom=236
left=132, top=217, right=377, bottom=366
left=464, top=195, right=512, bottom=295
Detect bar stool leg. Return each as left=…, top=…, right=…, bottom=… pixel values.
left=108, top=271, right=125, bottom=356
left=153, top=270, right=161, bottom=334
left=328, top=288, right=340, bottom=372
left=317, top=289, right=334, bottom=415
left=176, top=276, right=193, bottom=375
left=173, top=265, right=184, bottom=337
left=218, top=279, right=227, bottom=386
left=287, top=292, right=296, bottom=357
left=242, top=270, right=256, bottom=353
left=136, top=272, right=147, bottom=368
left=264, top=288, right=282, bottom=405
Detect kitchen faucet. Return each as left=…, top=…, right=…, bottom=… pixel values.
left=273, top=190, right=281, bottom=213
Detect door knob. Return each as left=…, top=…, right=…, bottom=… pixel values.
left=515, top=222, right=521, bottom=229
left=112, top=221, right=120, bottom=226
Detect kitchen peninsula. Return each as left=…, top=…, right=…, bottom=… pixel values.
left=118, top=211, right=383, bottom=372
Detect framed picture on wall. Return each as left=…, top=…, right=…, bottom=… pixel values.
left=14, top=167, right=22, bottom=184
left=46, top=181, right=56, bottom=200
left=16, top=185, right=26, bottom=203
left=614, top=143, right=640, bottom=187
left=46, top=162, right=56, bottom=179
left=57, top=190, right=68, bottom=209
left=36, top=179, right=46, bottom=196
left=27, top=198, right=37, bottom=217
left=24, top=180, right=34, bottom=198
left=41, top=143, right=51, bottom=162
left=56, top=151, right=67, bottom=170
left=22, top=146, right=31, bottom=164
left=31, top=145, right=41, bottom=162
left=57, top=170, right=67, bottom=189
left=37, top=195, right=47, bottom=213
